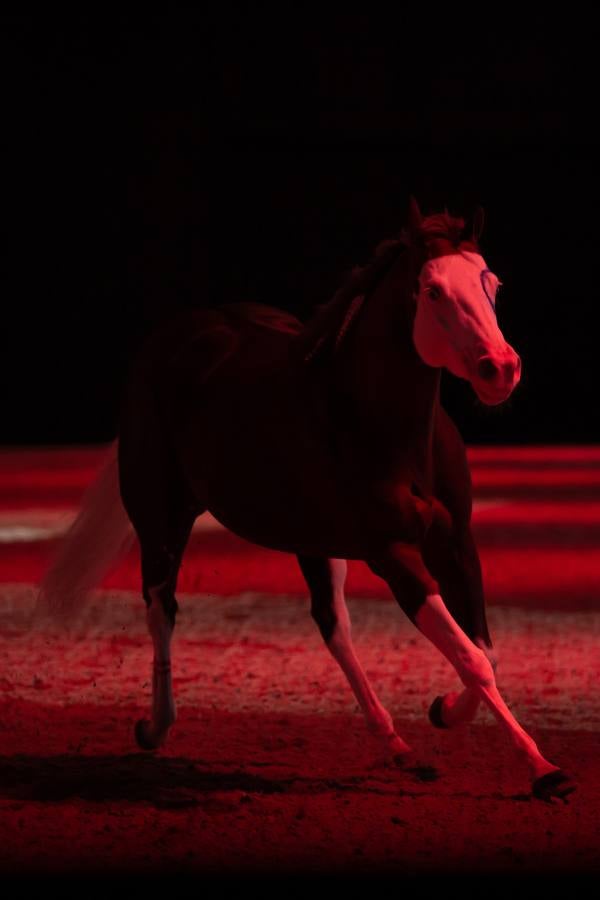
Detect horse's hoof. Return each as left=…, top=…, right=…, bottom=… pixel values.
left=368, top=732, right=411, bottom=769
left=532, top=770, right=577, bottom=804
left=387, top=733, right=411, bottom=766
left=135, top=718, right=160, bottom=751
left=428, top=695, right=449, bottom=730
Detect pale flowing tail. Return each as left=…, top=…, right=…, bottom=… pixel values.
left=36, top=440, right=135, bottom=620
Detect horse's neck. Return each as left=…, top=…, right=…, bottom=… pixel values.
left=332, top=256, right=440, bottom=484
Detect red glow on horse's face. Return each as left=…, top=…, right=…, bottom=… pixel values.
left=412, top=251, right=521, bottom=405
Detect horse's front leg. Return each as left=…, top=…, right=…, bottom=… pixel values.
left=428, top=408, right=499, bottom=730
left=424, top=524, right=497, bottom=729
left=297, top=555, right=411, bottom=764
left=417, top=595, right=576, bottom=799
left=369, top=545, right=576, bottom=802
left=428, top=635, right=497, bottom=729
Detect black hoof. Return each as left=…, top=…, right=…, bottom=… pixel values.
left=134, top=718, right=159, bottom=751
left=428, top=695, right=449, bottom=729
left=532, top=770, right=576, bottom=803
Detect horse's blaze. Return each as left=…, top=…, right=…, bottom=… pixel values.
left=413, top=251, right=521, bottom=405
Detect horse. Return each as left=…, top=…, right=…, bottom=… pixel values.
left=39, top=198, right=575, bottom=802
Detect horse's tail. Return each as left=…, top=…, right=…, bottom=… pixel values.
left=36, top=440, right=135, bottom=620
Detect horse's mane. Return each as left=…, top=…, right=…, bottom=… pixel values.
left=298, top=238, right=407, bottom=362
left=299, top=211, right=473, bottom=362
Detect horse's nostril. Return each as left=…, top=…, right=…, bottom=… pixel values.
left=477, top=357, right=499, bottom=382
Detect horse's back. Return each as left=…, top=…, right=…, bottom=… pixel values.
left=125, top=304, right=303, bottom=412
left=127, top=301, right=312, bottom=452
left=138, top=303, right=300, bottom=371
left=221, top=302, right=302, bottom=337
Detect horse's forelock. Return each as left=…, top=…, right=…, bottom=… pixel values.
left=415, top=214, right=481, bottom=259
left=420, top=212, right=466, bottom=242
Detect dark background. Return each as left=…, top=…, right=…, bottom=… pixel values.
left=1, top=13, right=598, bottom=445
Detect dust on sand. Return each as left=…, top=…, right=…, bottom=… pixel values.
left=0, top=587, right=599, bottom=876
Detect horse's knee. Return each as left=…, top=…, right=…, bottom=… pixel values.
left=475, top=638, right=498, bottom=673
left=456, top=645, right=495, bottom=690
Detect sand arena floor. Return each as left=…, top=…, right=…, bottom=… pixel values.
left=0, top=446, right=599, bottom=877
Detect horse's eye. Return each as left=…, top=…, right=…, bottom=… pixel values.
left=427, top=285, right=442, bottom=301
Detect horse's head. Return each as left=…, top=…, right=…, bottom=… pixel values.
left=409, top=199, right=521, bottom=405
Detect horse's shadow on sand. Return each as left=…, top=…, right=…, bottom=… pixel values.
left=0, top=753, right=465, bottom=809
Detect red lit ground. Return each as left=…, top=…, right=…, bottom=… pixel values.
left=0, top=446, right=599, bottom=877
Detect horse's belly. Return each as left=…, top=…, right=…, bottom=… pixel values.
left=205, top=450, right=366, bottom=558
left=207, top=494, right=361, bottom=558
left=179, top=402, right=365, bottom=556
left=207, top=502, right=366, bottom=559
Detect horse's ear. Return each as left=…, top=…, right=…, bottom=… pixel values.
left=407, top=195, right=423, bottom=237
left=472, top=205, right=485, bottom=243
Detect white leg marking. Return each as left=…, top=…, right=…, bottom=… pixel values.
left=439, top=640, right=498, bottom=727
left=438, top=687, right=481, bottom=728
left=326, top=589, right=411, bottom=758
left=143, top=585, right=176, bottom=745
left=417, top=594, right=558, bottom=780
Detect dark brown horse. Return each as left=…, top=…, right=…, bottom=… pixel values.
left=40, top=199, right=574, bottom=802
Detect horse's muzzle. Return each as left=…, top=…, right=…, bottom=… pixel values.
left=473, top=347, right=521, bottom=405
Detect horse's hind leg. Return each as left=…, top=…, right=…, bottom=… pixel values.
left=126, top=492, right=196, bottom=750
left=134, top=505, right=198, bottom=751
left=297, top=555, right=411, bottom=763
left=119, top=397, right=202, bottom=751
